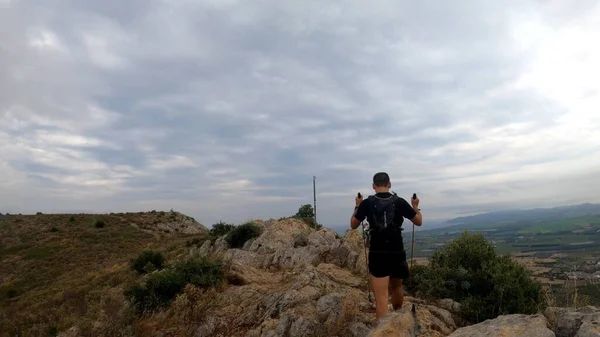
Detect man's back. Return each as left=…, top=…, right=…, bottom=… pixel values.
left=355, top=192, right=415, bottom=253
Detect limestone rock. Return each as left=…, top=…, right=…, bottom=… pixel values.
left=198, top=239, right=212, bottom=256
left=448, top=313, right=555, bottom=337
left=437, top=298, right=462, bottom=313
left=544, top=306, right=600, bottom=337
left=368, top=301, right=456, bottom=337
left=249, top=218, right=310, bottom=254
left=214, top=235, right=228, bottom=252
left=155, top=211, right=208, bottom=234
left=368, top=304, right=420, bottom=337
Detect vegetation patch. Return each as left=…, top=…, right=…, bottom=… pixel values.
left=209, top=221, right=236, bottom=237
left=225, top=222, right=263, bottom=248
left=124, top=256, right=225, bottom=315
left=94, top=220, right=106, bottom=228
left=405, top=231, right=546, bottom=324
left=131, top=250, right=165, bottom=274
left=292, top=204, right=322, bottom=229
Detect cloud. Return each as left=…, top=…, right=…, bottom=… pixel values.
left=1, top=0, right=600, bottom=227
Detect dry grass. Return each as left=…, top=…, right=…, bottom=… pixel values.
left=132, top=284, right=220, bottom=337
left=0, top=212, right=208, bottom=337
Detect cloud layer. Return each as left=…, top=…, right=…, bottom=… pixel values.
left=2, top=0, right=600, bottom=227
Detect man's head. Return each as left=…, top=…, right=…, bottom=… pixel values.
left=372, top=172, right=391, bottom=192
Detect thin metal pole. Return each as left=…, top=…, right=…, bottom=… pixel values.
left=313, top=176, right=317, bottom=225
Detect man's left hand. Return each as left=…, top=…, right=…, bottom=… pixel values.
left=355, top=193, right=363, bottom=207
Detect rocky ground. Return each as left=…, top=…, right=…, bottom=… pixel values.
left=193, top=218, right=600, bottom=337
left=193, top=218, right=459, bottom=336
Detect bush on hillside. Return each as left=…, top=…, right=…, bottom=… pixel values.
left=225, top=222, right=263, bottom=248
left=209, top=221, right=236, bottom=237
left=405, top=232, right=546, bottom=323
left=132, top=250, right=165, bottom=274
left=124, top=256, right=224, bottom=314
left=94, top=220, right=106, bottom=228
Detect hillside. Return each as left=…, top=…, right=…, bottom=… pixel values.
left=0, top=210, right=207, bottom=336
left=2, top=212, right=599, bottom=336
left=434, top=203, right=600, bottom=232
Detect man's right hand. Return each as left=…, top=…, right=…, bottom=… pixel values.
left=411, top=194, right=420, bottom=210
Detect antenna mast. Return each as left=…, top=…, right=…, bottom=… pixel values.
left=313, top=175, right=317, bottom=225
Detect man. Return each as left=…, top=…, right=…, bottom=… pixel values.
left=350, top=172, right=422, bottom=320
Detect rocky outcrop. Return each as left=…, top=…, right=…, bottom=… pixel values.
left=368, top=301, right=458, bottom=337
left=544, top=306, right=600, bottom=337
left=124, top=210, right=208, bottom=235
left=154, top=211, right=208, bottom=234
left=195, top=218, right=457, bottom=337
left=191, top=218, right=600, bottom=337
left=448, top=314, right=555, bottom=337
left=202, top=218, right=367, bottom=276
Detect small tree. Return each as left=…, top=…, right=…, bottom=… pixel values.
left=293, top=204, right=322, bottom=229
left=294, top=204, right=315, bottom=219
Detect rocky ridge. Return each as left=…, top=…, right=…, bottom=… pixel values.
left=195, top=218, right=459, bottom=336
left=194, top=218, right=599, bottom=337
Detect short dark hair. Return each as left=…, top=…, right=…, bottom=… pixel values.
left=373, top=172, right=390, bottom=187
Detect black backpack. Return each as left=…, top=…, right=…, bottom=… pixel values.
left=366, top=193, right=401, bottom=234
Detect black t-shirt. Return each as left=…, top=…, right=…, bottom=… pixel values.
left=354, top=192, right=417, bottom=252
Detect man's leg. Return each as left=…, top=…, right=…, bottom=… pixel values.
left=389, top=256, right=410, bottom=311
left=389, top=277, right=404, bottom=311
left=371, top=274, right=389, bottom=320
left=369, top=251, right=390, bottom=320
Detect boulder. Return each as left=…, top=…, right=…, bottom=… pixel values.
left=544, top=306, right=600, bottom=337
left=437, top=298, right=462, bottom=313
left=448, top=313, right=555, bottom=337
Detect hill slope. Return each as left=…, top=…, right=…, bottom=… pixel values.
left=2, top=212, right=597, bottom=337
left=423, top=203, right=600, bottom=234
left=0, top=211, right=207, bottom=336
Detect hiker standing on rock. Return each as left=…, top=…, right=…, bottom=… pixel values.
left=350, top=172, right=423, bottom=320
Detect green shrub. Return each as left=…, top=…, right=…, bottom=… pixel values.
left=209, top=221, right=236, bottom=237
left=225, top=222, right=262, bottom=248
left=69, top=216, right=75, bottom=222
left=124, top=256, right=224, bottom=314
left=407, top=232, right=546, bottom=323
left=291, top=204, right=322, bottom=229
left=94, top=220, right=106, bottom=228
left=132, top=250, right=165, bottom=274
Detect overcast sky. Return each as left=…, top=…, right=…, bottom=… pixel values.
left=1, top=0, right=599, bottom=228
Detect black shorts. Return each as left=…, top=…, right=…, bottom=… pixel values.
left=368, top=250, right=409, bottom=279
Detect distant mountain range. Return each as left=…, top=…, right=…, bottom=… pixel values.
left=422, top=203, right=600, bottom=233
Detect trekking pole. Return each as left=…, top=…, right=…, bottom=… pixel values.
left=409, top=193, right=417, bottom=281
left=360, top=219, right=373, bottom=304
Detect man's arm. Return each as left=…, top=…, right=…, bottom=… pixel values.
left=399, top=197, right=422, bottom=226
left=410, top=208, right=423, bottom=226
